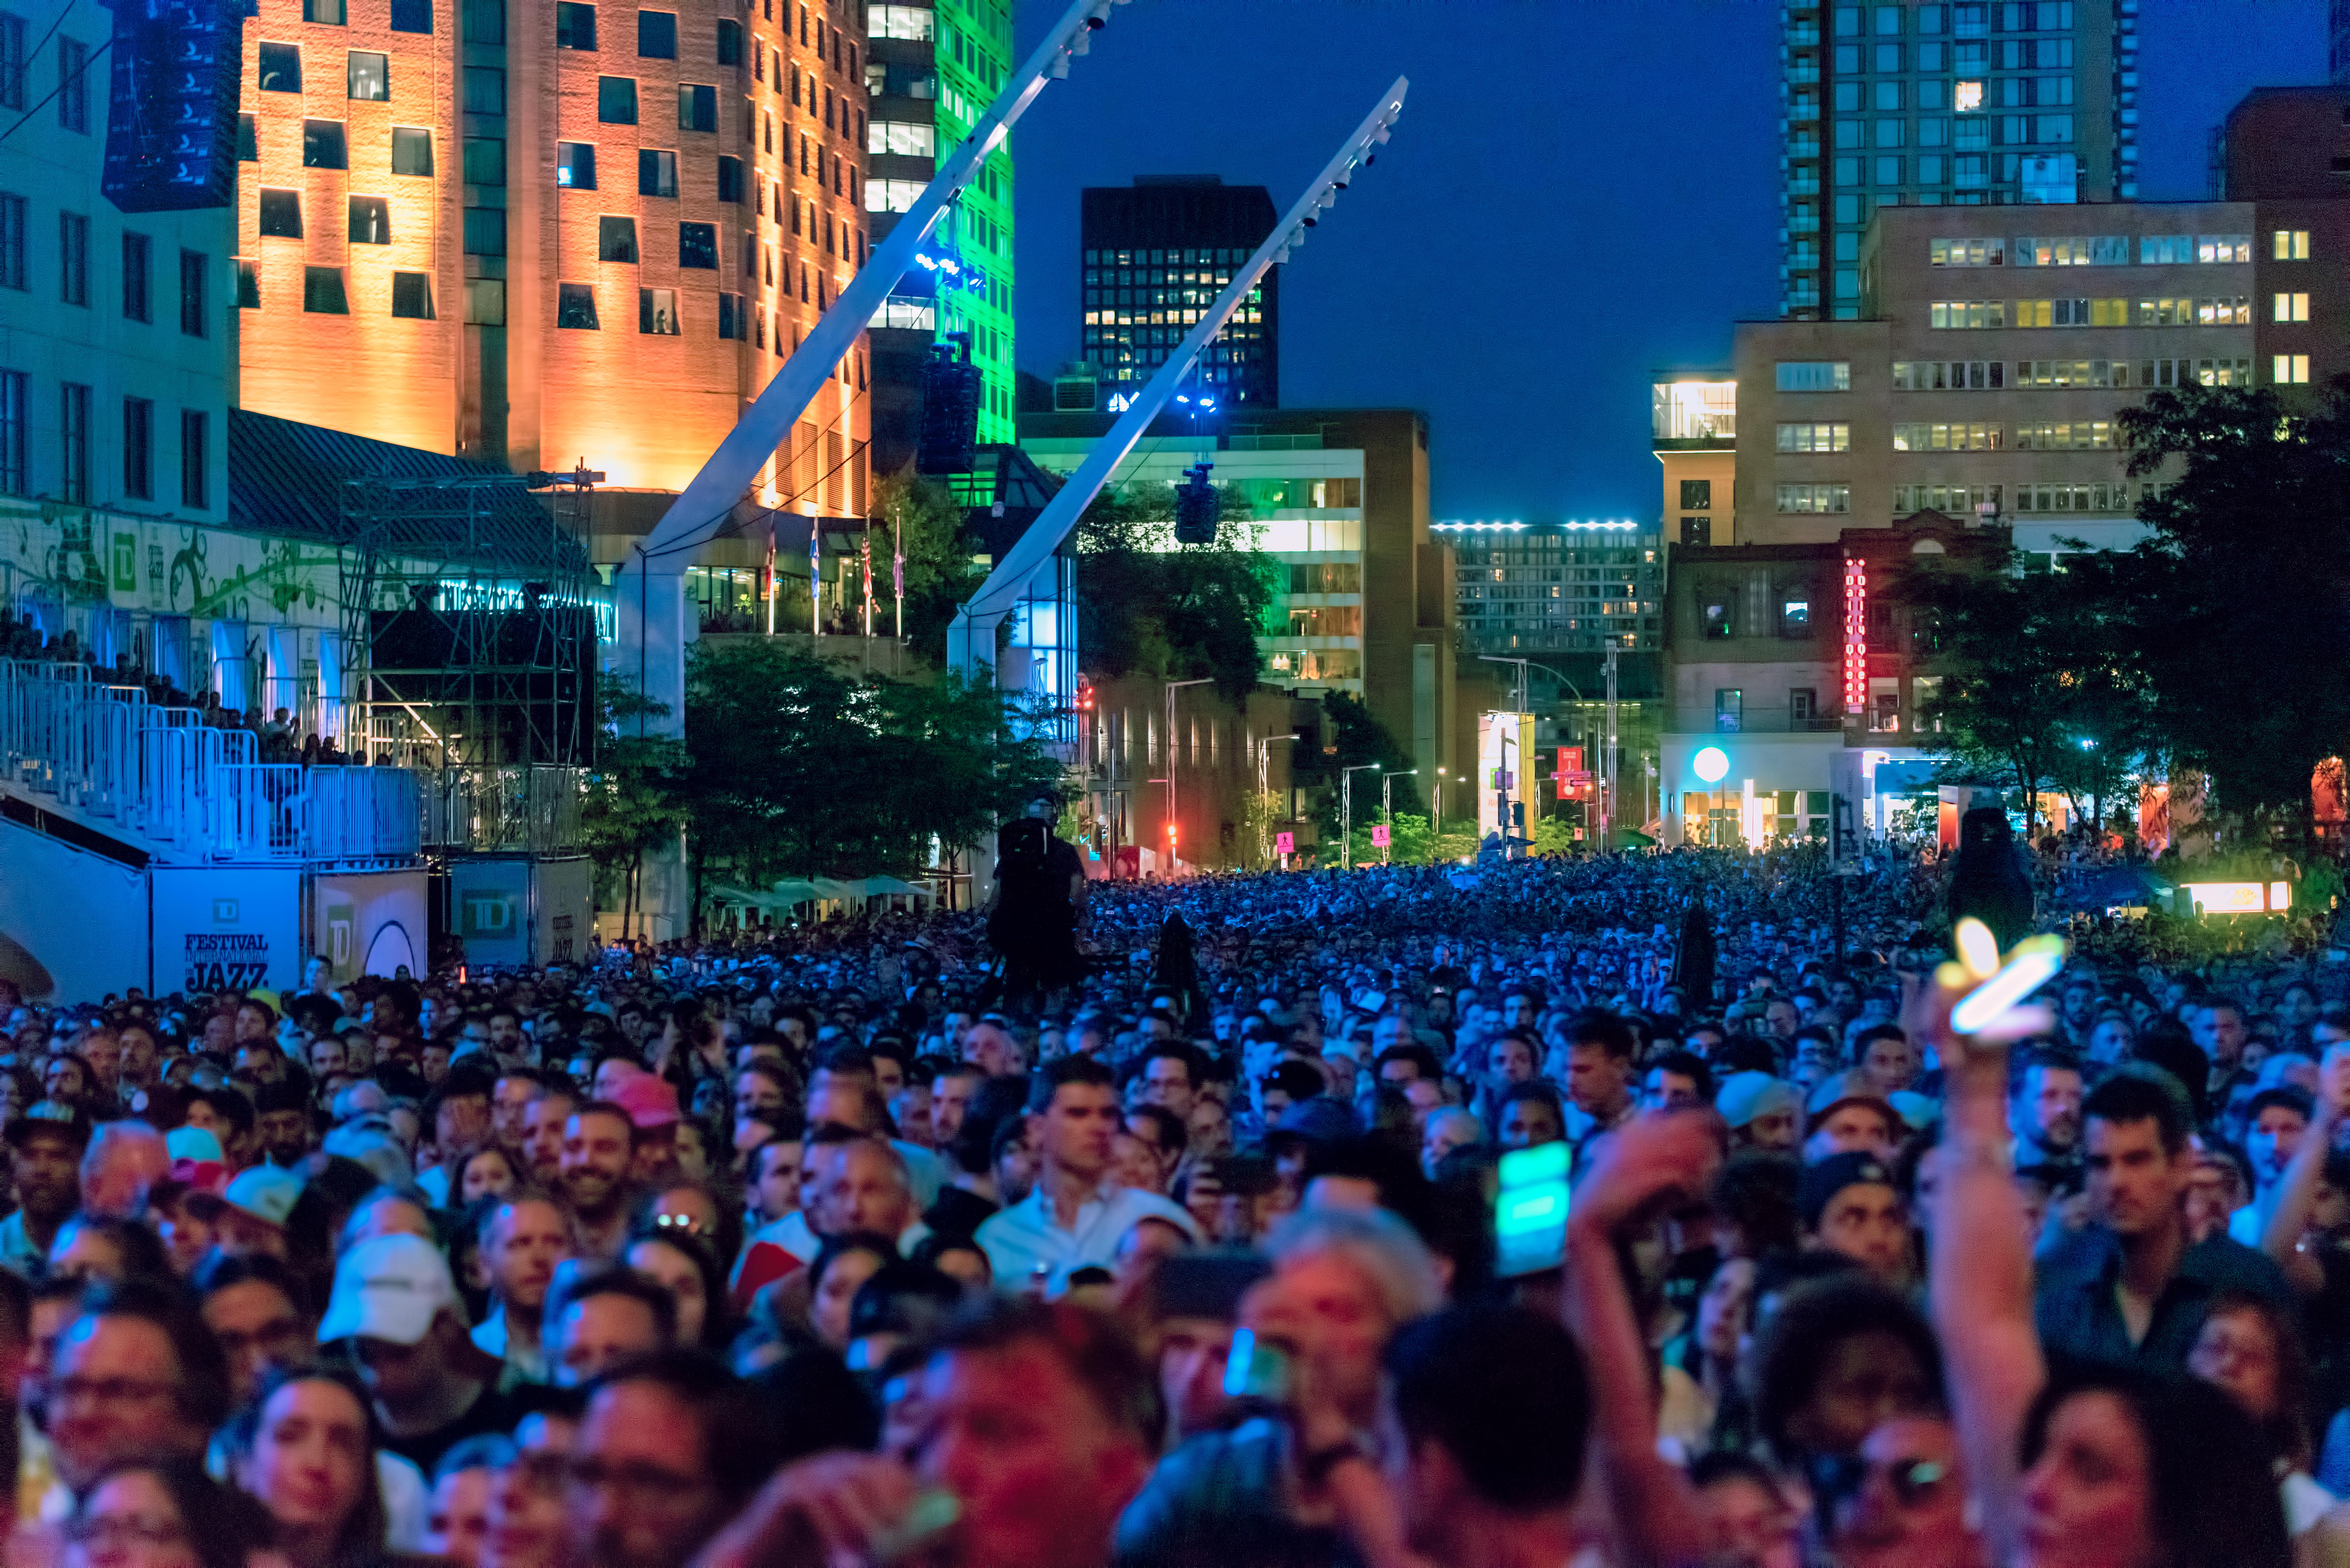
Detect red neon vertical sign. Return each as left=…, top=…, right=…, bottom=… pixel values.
left=1843, top=557, right=1868, bottom=714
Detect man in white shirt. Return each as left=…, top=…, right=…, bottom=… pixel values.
left=469, top=1193, right=567, bottom=1386
left=977, top=1057, right=1198, bottom=1290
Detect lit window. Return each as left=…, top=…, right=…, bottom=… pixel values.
left=464, top=278, right=505, bottom=324
left=639, top=285, right=679, bottom=334
left=1954, top=79, right=1983, bottom=112
left=555, top=141, right=595, bottom=188
left=2273, top=229, right=2311, bottom=260
left=2276, top=354, right=2310, bottom=385
left=347, top=195, right=389, bottom=243
left=390, top=126, right=433, bottom=175
left=346, top=49, right=387, bottom=100
left=2274, top=291, right=2310, bottom=323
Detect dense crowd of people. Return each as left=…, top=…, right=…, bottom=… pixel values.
left=0, top=833, right=2342, bottom=1568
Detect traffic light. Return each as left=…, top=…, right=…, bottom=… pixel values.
left=915, top=339, right=982, bottom=475
left=1173, top=461, right=1221, bottom=545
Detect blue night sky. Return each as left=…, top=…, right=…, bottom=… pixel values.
left=1008, top=0, right=2328, bottom=520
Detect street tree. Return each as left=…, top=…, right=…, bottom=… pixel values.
left=678, top=639, right=1060, bottom=926
left=579, top=680, right=688, bottom=940
left=2115, top=381, right=2350, bottom=841
left=1074, top=481, right=1277, bottom=702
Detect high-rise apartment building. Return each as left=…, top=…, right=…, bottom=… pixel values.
left=864, top=0, right=1016, bottom=474
left=1447, top=520, right=1665, bottom=657
left=1781, top=0, right=2136, bottom=322
left=234, top=0, right=871, bottom=509
left=1080, top=177, right=1277, bottom=409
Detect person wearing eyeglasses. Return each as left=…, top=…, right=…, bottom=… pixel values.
left=46, top=1282, right=228, bottom=1506
left=1819, top=1412, right=1987, bottom=1568
left=63, top=1457, right=272, bottom=1568
left=481, top=1404, right=583, bottom=1568
left=565, top=1352, right=782, bottom=1568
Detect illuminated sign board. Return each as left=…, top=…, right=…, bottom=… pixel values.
left=1843, top=558, right=1868, bottom=714
left=2179, top=881, right=2291, bottom=915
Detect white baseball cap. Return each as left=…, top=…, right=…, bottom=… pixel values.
left=317, top=1233, right=458, bottom=1346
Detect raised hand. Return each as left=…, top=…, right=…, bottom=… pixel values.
left=1571, top=1107, right=1724, bottom=1236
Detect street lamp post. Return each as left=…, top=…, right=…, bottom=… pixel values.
left=1260, top=732, right=1300, bottom=867
left=1435, top=765, right=1447, bottom=842
left=1341, top=762, right=1382, bottom=871
left=1382, top=768, right=1419, bottom=864
left=1163, top=678, right=1213, bottom=872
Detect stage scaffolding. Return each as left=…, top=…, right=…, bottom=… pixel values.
left=337, top=472, right=597, bottom=769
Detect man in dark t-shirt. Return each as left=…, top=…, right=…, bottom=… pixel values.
left=320, top=1232, right=538, bottom=1474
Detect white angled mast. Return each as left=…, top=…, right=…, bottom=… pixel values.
left=611, top=0, right=1137, bottom=733
left=946, top=75, right=1411, bottom=683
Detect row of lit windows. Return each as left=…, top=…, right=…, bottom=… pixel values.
left=1931, top=234, right=2260, bottom=267
left=1456, top=548, right=1657, bottom=567
left=1084, top=248, right=1254, bottom=268
left=1928, top=297, right=2259, bottom=328
left=0, top=372, right=209, bottom=509
left=1085, top=285, right=1246, bottom=309
left=1814, top=71, right=2071, bottom=115
left=1793, top=356, right=2270, bottom=398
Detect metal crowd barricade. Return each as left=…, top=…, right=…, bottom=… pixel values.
left=421, top=765, right=587, bottom=854
left=214, top=765, right=308, bottom=859
left=307, top=766, right=422, bottom=861
left=0, top=659, right=422, bottom=863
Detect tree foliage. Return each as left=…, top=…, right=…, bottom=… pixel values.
left=1074, top=481, right=1278, bottom=702
left=1308, top=689, right=1423, bottom=848
left=871, top=472, right=987, bottom=661
left=2113, top=382, right=2350, bottom=833
left=1914, top=551, right=2158, bottom=837
left=580, top=680, right=689, bottom=939
left=677, top=640, right=1061, bottom=905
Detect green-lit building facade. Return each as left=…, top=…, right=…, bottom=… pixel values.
left=866, top=1, right=1016, bottom=472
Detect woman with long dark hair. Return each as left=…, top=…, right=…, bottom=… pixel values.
left=224, top=1364, right=406, bottom=1568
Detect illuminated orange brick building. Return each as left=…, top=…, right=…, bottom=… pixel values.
left=234, top=0, right=869, bottom=506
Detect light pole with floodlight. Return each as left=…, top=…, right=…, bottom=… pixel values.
left=1341, top=762, right=1382, bottom=870
left=1382, top=768, right=1418, bottom=863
